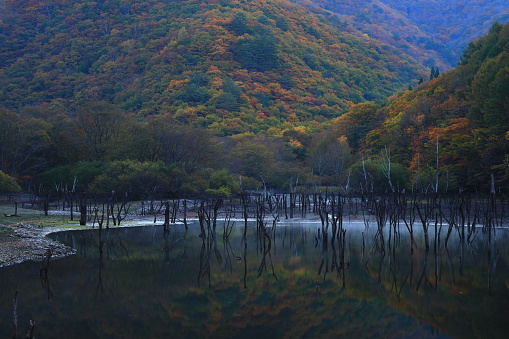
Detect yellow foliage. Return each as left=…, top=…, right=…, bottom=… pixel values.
left=210, top=76, right=224, bottom=89
left=288, top=138, right=303, bottom=147
left=287, top=112, right=299, bottom=122
left=256, top=110, right=266, bottom=119
left=166, top=79, right=189, bottom=94
left=207, top=65, right=222, bottom=75
left=293, top=126, right=309, bottom=134
left=265, top=128, right=283, bottom=138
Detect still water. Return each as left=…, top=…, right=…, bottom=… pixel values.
left=1, top=220, right=508, bottom=338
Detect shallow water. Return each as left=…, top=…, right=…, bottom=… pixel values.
left=1, top=220, right=508, bottom=338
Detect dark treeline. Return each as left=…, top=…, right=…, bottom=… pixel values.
left=1, top=98, right=507, bottom=199
left=0, top=102, right=299, bottom=197
left=0, top=102, right=421, bottom=198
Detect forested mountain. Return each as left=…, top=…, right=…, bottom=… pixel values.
left=0, top=1, right=508, bottom=196
left=298, top=0, right=509, bottom=69
left=330, top=21, right=509, bottom=192
left=0, top=0, right=423, bottom=135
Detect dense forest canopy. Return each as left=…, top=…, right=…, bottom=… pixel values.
left=0, top=0, right=422, bottom=135
left=0, top=1, right=508, bottom=196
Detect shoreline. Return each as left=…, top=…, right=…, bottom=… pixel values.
left=2, top=212, right=507, bottom=268
left=0, top=212, right=331, bottom=268
left=0, top=223, right=83, bottom=268
left=0, top=214, right=316, bottom=268
left=0, top=216, right=158, bottom=268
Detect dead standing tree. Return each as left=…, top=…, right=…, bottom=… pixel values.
left=79, top=195, right=87, bottom=226
left=315, top=193, right=348, bottom=290
left=373, top=196, right=388, bottom=255
left=402, top=197, right=417, bottom=255
left=197, top=201, right=209, bottom=238
left=196, top=197, right=225, bottom=288
left=212, top=197, right=223, bottom=233
left=241, top=193, right=249, bottom=240
left=163, top=201, right=170, bottom=233
left=415, top=196, right=435, bottom=252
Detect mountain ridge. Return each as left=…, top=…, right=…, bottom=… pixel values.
left=296, top=0, right=509, bottom=70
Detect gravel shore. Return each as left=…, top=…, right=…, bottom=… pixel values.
left=0, top=223, right=76, bottom=268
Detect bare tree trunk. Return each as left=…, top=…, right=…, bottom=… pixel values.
left=381, top=146, right=394, bottom=192
left=43, top=194, right=49, bottom=216
left=241, top=194, right=248, bottom=240
left=69, top=194, right=74, bottom=221
left=212, top=197, right=223, bottom=233
left=79, top=196, right=87, bottom=226
left=164, top=201, right=170, bottom=233
left=361, top=154, right=368, bottom=194
left=182, top=199, right=188, bottom=230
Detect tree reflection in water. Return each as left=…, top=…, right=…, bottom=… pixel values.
left=1, top=197, right=508, bottom=338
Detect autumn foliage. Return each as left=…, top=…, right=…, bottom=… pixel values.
left=0, top=1, right=508, bottom=195
left=332, top=22, right=509, bottom=192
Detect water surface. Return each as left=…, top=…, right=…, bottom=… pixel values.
left=1, top=221, right=508, bottom=338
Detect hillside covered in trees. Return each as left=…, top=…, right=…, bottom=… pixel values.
left=299, top=0, right=509, bottom=69
left=0, top=1, right=508, bottom=197
left=330, top=21, right=509, bottom=193
left=0, top=0, right=424, bottom=136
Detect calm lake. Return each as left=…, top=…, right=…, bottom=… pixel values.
left=1, top=220, right=508, bottom=338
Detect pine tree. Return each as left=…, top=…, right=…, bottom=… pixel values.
left=429, top=67, right=440, bottom=80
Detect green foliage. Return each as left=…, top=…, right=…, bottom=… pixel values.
left=177, top=84, right=211, bottom=106
left=0, top=108, right=51, bottom=177
left=232, top=32, right=279, bottom=72
left=308, top=131, right=352, bottom=183
left=42, top=161, right=107, bottom=194
left=348, top=158, right=409, bottom=193
left=74, top=102, right=125, bottom=161
left=229, top=12, right=253, bottom=36
left=470, top=53, right=509, bottom=135
left=88, top=160, right=174, bottom=199
left=228, top=134, right=300, bottom=189
left=276, top=16, right=289, bottom=31
left=205, top=169, right=241, bottom=197
left=331, top=102, right=384, bottom=152
left=0, top=171, right=21, bottom=193
left=429, top=67, right=440, bottom=80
